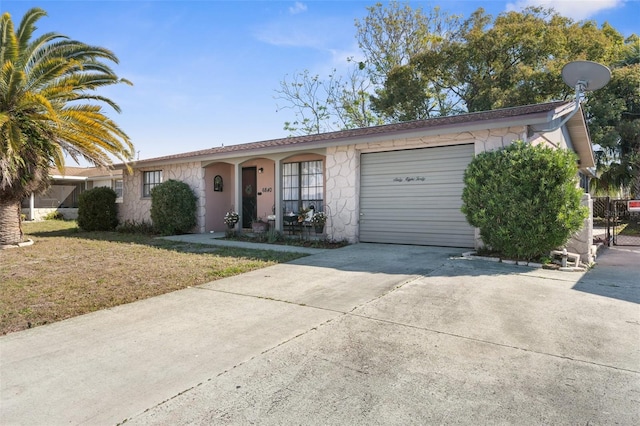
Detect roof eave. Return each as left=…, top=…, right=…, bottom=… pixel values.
left=566, top=108, right=595, bottom=170
left=123, top=105, right=569, bottom=169
left=50, top=175, right=88, bottom=181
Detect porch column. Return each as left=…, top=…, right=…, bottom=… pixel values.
left=29, top=193, right=35, bottom=221
left=234, top=162, right=242, bottom=229
left=274, top=159, right=282, bottom=231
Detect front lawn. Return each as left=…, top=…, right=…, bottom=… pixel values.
left=0, top=220, right=305, bottom=335
left=618, top=219, right=640, bottom=236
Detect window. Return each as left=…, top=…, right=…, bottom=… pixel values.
left=283, top=160, right=323, bottom=213
left=114, top=179, right=123, bottom=199
left=213, top=175, right=223, bottom=192
left=142, top=170, right=162, bottom=197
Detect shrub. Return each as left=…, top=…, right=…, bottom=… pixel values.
left=116, top=220, right=157, bottom=235
left=461, top=141, right=588, bottom=261
left=43, top=211, right=64, bottom=220
left=150, top=179, right=197, bottom=235
left=77, top=187, right=119, bottom=231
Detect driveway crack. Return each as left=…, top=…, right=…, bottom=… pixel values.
left=345, top=312, right=640, bottom=375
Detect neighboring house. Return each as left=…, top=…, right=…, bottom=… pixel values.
left=22, top=167, right=123, bottom=220
left=117, top=101, right=595, bottom=257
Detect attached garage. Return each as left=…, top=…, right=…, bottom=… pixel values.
left=359, top=144, right=475, bottom=248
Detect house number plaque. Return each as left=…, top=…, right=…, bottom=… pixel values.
left=393, top=176, right=426, bottom=182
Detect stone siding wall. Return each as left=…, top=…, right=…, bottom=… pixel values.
left=324, top=127, right=526, bottom=244
left=566, top=193, right=595, bottom=265
left=21, top=208, right=79, bottom=221
left=325, top=146, right=359, bottom=242
left=120, top=162, right=206, bottom=232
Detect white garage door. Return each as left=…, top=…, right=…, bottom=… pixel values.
left=359, top=144, right=475, bottom=248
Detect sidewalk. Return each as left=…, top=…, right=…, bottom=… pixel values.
left=573, top=244, right=640, bottom=303
left=159, top=232, right=329, bottom=254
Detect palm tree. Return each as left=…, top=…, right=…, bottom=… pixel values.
left=0, top=8, right=133, bottom=245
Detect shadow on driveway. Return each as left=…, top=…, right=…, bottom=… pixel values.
left=311, top=243, right=639, bottom=304
left=288, top=242, right=529, bottom=277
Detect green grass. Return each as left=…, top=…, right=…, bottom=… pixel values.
left=0, top=220, right=305, bottom=335
left=617, top=220, right=640, bottom=236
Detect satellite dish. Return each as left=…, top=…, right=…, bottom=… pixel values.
left=533, top=61, right=611, bottom=133
left=561, top=60, right=611, bottom=92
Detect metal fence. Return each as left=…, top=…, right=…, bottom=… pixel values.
left=593, top=197, right=640, bottom=246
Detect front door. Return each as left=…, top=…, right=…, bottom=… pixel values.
left=242, top=167, right=257, bottom=228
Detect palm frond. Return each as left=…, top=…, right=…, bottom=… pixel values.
left=0, top=7, right=134, bottom=196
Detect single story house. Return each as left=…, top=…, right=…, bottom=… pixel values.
left=22, top=167, right=123, bottom=221
left=117, top=100, right=595, bottom=258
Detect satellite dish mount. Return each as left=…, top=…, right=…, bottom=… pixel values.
left=537, top=61, right=611, bottom=132
left=562, top=60, right=611, bottom=103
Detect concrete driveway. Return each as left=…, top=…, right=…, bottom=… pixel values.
left=1, top=244, right=638, bottom=425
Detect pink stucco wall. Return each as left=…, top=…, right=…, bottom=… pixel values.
left=204, top=163, right=234, bottom=232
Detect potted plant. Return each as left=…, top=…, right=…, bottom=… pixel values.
left=310, top=211, right=327, bottom=233
left=224, top=211, right=239, bottom=229
left=251, top=217, right=269, bottom=233
left=297, top=207, right=311, bottom=224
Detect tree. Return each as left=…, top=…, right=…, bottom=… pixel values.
left=616, top=34, right=640, bottom=66
left=378, top=7, right=624, bottom=115
left=275, top=1, right=460, bottom=134
left=359, top=1, right=462, bottom=121
left=354, top=1, right=460, bottom=85
left=275, top=70, right=335, bottom=135
left=585, top=61, right=640, bottom=197
left=0, top=8, right=133, bottom=245
left=275, top=63, right=382, bottom=135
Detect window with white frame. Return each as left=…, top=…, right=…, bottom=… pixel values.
left=142, top=170, right=162, bottom=197
left=114, top=179, right=123, bottom=199
left=282, top=160, right=323, bottom=213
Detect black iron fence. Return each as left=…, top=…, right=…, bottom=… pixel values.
left=593, top=197, right=640, bottom=246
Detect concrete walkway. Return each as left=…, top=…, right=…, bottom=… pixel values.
left=159, top=232, right=329, bottom=254
left=1, top=244, right=638, bottom=425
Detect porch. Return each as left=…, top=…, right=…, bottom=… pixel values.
left=202, top=152, right=328, bottom=236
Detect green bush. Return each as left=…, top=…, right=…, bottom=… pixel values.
left=43, top=211, right=64, bottom=220
left=116, top=220, right=157, bottom=235
left=77, top=187, right=119, bottom=231
left=150, top=179, right=197, bottom=235
left=461, top=141, right=587, bottom=261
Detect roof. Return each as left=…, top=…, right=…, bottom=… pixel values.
left=50, top=166, right=122, bottom=180
left=126, top=101, right=571, bottom=167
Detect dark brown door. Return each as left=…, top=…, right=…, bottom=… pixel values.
left=242, top=167, right=257, bottom=228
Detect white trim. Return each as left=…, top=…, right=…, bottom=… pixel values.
left=49, top=175, right=88, bottom=181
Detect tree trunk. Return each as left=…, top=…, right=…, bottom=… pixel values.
left=0, top=199, right=23, bottom=245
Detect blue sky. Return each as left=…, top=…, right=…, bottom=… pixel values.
left=2, top=0, right=639, bottom=164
